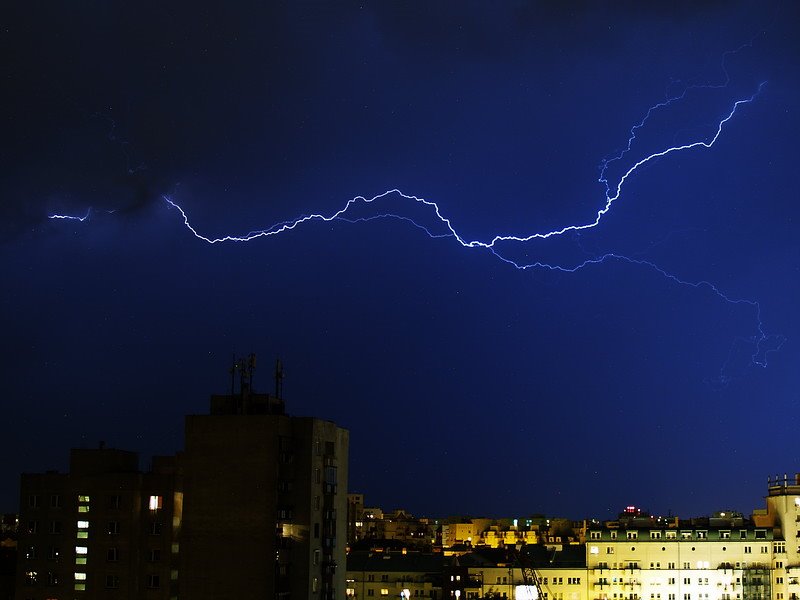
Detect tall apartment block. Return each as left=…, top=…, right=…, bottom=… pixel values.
left=15, top=447, right=180, bottom=599
left=179, top=375, right=349, bottom=599
left=16, top=357, right=349, bottom=600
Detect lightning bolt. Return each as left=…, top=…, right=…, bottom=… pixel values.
left=49, top=75, right=784, bottom=381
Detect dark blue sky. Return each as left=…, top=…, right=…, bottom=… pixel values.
left=2, top=2, right=799, bottom=519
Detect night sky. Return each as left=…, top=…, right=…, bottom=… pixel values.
left=3, top=2, right=800, bottom=520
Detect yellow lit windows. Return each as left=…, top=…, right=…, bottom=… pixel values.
left=149, top=495, right=162, bottom=511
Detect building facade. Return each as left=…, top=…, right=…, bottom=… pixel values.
left=15, top=447, right=180, bottom=599
left=179, top=388, right=349, bottom=600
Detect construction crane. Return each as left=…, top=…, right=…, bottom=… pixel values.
left=514, top=543, right=547, bottom=600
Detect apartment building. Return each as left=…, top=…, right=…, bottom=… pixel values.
left=16, top=447, right=180, bottom=599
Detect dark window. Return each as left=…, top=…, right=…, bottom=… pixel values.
left=106, top=574, right=120, bottom=589
left=149, top=549, right=161, bottom=562
left=107, top=547, right=119, bottom=562
left=50, top=495, right=62, bottom=509
left=107, top=521, right=120, bottom=535
left=150, top=521, right=163, bottom=535
left=147, top=574, right=160, bottom=589
left=48, top=521, right=62, bottom=535
left=108, top=495, right=121, bottom=509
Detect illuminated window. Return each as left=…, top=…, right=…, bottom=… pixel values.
left=75, top=557, right=86, bottom=565
left=75, top=583, right=86, bottom=591
left=75, top=572, right=87, bottom=580
left=78, top=495, right=90, bottom=503
left=78, top=505, right=90, bottom=513
left=47, top=571, right=60, bottom=585
left=77, top=531, right=88, bottom=539
left=381, top=590, right=389, bottom=596
left=25, top=570, right=38, bottom=585
left=77, top=521, right=89, bottom=529
left=149, top=495, right=162, bottom=511
left=75, top=546, right=88, bottom=555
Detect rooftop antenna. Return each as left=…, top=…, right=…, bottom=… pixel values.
left=229, top=352, right=236, bottom=396
left=275, top=358, right=284, bottom=399
left=248, top=353, right=257, bottom=392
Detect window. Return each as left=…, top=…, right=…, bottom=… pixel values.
left=744, top=546, right=752, bottom=554
left=107, top=547, right=119, bottom=562
left=665, top=531, right=677, bottom=540
left=46, top=571, right=59, bottom=586
left=591, top=531, right=602, bottom=540
left=755, top=530, right=766, bottom=539
left=47, top=546, right=60, bottom=560
left=150, top=521, right=163, bottom=535
left=627, top=531, right=638, bottom=540
left=367, top=590, right=374, bottom=597
left=607, top=547, right=615, bottom=554
left=75, top=572, right=87, bottom=580
left=668, top=578, right=675, bottom=585
left=382, top=575, right=389, bottom=582
left=49, top=521, right=62, bottom=535
left=651, top=531, right=662, bottom=539
left=668, top=563, right=675, bottom=569
left=107, top=521, right=120, bottom=535
left=50, top=495, right=62, bottom=508
left=75, top=546, right=88, bottom=555
left=147, top=574, right=160, bottom=589
left=149, top=549, right=161, bottom=562
left=26, top=546, right=38, bottom=560
left=106, top=574, right=120, bottom=588
left=149, top=495, right=163, bottom=511
left=28, top=495, right=40, bottom=508
left=696, top=531, right=707, bottom=539
left=25, top=570, right=38, bottom=585
left=314, top=523, right=320, bottom=538
left=77, top=520, right=89, bottom=530
left=108, top=495, right=121, bottom=509
left=720, top=531, right=730, bottom=539
left=381, top=590, right=389, bottom=596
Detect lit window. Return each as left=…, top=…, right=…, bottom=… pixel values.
left=77, top=531, right=88, bottom=539
left=74, top=583, right=86, bottom=591
left=149, top=495, right=163, bottom=511
left=75, top=572, right=87, bottom=580
left=75, top=546, right=88, bottom=555
left=590, top=546, right=599, bottom=554
left=78, top=495, right=90, bottom=503
left=381, top=590, right=390, bottom=596
left=75, top=557, right=87, bottom=565
left=78, top=506, right=90, bottom=513
left=77, top=521, right=89, bottom=529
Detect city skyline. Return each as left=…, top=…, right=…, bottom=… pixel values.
left=3, top=2, right=800, bottom=519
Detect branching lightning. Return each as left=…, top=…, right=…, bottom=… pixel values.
left=49, top=63, right=785, bottom=381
